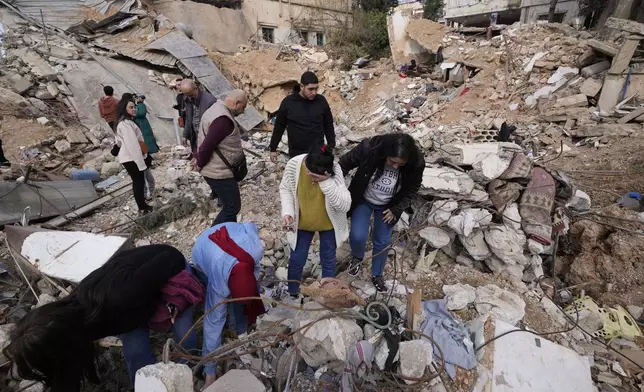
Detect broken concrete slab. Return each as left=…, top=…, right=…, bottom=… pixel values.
left=547, top=67, right=578, bottom=84
left=36, top=117, right=49, bottom=125
left=617, top=107, right=644, bottom=124
left=474, top=285, right=526, bottom=326
left=597, top=74, right=625, bottom=115
left=605, top=17, right=644, bottom=36
left=35, top=89, right=54, bottom=100
left=570, top=123, right=641, bottom=137
left=484, top=225, right=528, bottom=266
left=101, top=161, right=122, bottom=177
left=580, top=60, right=611, bottom=78
left=399, top=340, right=433, bottom=384
left=448, top=208, right=492, bottom=237
left=471, top=315, right=594, bottom=391
left=471, top=153, right=512, bottom=183
left=439, top=142, right=522, bottom=166
left=587, top=39, right=618, bottom=57
left=555, top=94, right=588, bottom=108
left=421, top=167, right=475, bottom=196
left=610, top=38, right=639, bottom=74
left=459, top=230, right=492, bottom=261
left=134, top=362, right=193, bottom=392
left=204, top=369, right=266, bottom=392
left=427, top=200, right=458, bottom=225
left=577, top=48, right=596, bottom=67
left=46, top=82, right=60, bottom=98
left=443, top=284, right=476, bottom=310
left=54, top=139, right=71, bottom=153
left=293, top=302, right=363, bottom=368
left=11, top=76, right=33, bottom=95
left=36, top=45, right=79, bottom=60
left=579, top=78, right=603, bottom=97
left=419, top=226, right=452, bottom=249
left=14, top=48, right=57, bottom=79
left=65, top=128, right=88, bottom=144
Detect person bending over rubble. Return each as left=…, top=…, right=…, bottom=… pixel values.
left=279, top=145, right=352, bottom=300
left=191, top=222, right=265, bottom=389
left=269, top=71, right=336, bottom=162
left=340, top=133, right=425, bottom=292
left=3, top=244, right=204, bottom=392
left=114, top=98, right=155, bottom=213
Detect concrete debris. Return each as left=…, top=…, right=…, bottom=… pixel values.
left=101, top=161, right=122, bottom=177
left=65, top=128, right=88, bottom=144
left=484, top=225, right=528, bottom=266
left=474, top=284, right=526, bottom=326
left=374, top=339, right=399, bottom=371
left=459, top=230, right=492, bottom=261
left=555, top=94, right=588, bottom=108
left=566, top=190, right=591, bottom=211
left=421, top=167, right=475, bottom=196
left=443, top=284, right=476, bottom=310
left=0, top=323, right=14, bottom=364
left=36, top=116, right=49, bottom=125
left=427, top=200, right=458, bottom=225
left=293, top=303, right=363, bottom=368
left=204, top=369, right=266, bottom=392
left=447, top=208, right=492, bottom=237
left=134, top=362, right=193, bottom=392
left=398, top=340, right=433, bottom=384
left=53, top=139, right=71, bottom=153
left=579, top=78, right=603, bottom=97
left=418, top=226, right=452, bottom=248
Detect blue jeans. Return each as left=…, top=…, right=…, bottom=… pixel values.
left=204, top=177, right=241, bottom=226
left=120, top=306, right=198, bottom=385
left=288, top=229, right=337, bottom=294
left=350, top=202, right=394, bottom=277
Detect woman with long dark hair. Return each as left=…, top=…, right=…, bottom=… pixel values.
left=3, top=244, right=203, bottom=392
left=279, top=144, right=351, bottom=299
left=339, top=133, right=425, bottom=292
left=115, top=97, right=154, bottom=213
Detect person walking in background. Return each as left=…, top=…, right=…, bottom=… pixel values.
left=180, top=79, right=217, bottom=154
left=191, top=222, right=265, bottom=389
left=3, top=244, right=203, bottom=391
left=0, top=138, right=10, bottom=167
left=98, top=85, right=119, bottom=131
left=195, top=90, right=248, bottom=226
left=134, top=95, right=158, bottom=202
left=279, top=145, right=351, bottom=300
left=339, top=133, right=425, bottom=292
left=115, top=99, right=154, bottom=214
left=269, top=71, right=335, bottom=162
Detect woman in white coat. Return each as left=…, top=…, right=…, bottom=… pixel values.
left=279, top=145, right=351, bottom=299
left=115, top=99, right=153, bottom=214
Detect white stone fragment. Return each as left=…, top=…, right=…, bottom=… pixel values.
left=474, top=284, right=526, bottom=326
left=134, top=362, right=193, bottom=392
left=443, top=284, right=476, bottom=310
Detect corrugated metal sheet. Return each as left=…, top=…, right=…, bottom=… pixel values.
left=12, top=0, right=135, bottom=30
left=0, top=181, right=98, bottom=225
left=92, top=26, right=177, bottom=68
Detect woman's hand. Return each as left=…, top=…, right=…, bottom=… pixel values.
left=383, top=209, right=395, bottom=224
left=283, top=215, right=295, bottom=232
left=308, top=171, right=330, bottom=183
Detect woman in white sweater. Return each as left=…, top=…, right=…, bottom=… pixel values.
left=115, top=99, right=153, bottom=214
left=279, top=145, right=351, bottom=298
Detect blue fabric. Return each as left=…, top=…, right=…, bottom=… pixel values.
left=349, top=202, right=394, bottom=277
left=420, top=299, right=476, bottom=379
left=120, top=306, right=197, bottom=385
left=191, top=222, right=263, bottom=375
left=628, top=192, right=642, bottom=200
left=287, top=229, right=337, bottom=294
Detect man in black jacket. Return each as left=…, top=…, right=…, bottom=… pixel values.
left=269, top=71, right=335, bottom=162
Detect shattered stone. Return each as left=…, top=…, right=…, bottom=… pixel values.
left=418, top=226, right=452, bottom=249
left=275, top=267, right=288, bottom=281
left=427, top=200, right=458, bottom=225
left=455, top=254, right=474, bottom=267
left=53, top=139, right=71, bottom=153
left=12, top=76, right=33, bottom=95
left=36, top=294, right=57, bottom=307
left=134, top=362, right=193, bottom=392
left=566, top=190, right=591, bottom=211
left=555, top=94, right=588, bottom=108
left=374, top=339, right=399, bottom=371
left=484, top=225, right=528, bottom=265
left=470, top=152, right=512, bottom=183
left=596, top=372, right=622, bottom=387
left=398, top=340, right=433, bottom=384
left=65, top=129, right=88, bottom=144
left=101, top=161, right=122, bottom=177
left=29, top=97, right=48, bottom=112
left=448, top=208, right=492, bottom=237
left=204, top=369, right=266, bottom=392
left=35, top=89, right=54, bottom=100
left=421, top=167, right=475, bottom=197
left=502, top=203, right=522, bottom=231
left=46, top=81, right=60, bottom=98
left=579, top=78, right=603, bottom=97
left=459, top=230, right=491, bottom=261
left=36, top=116, right=49, bottom=125
left=474, top=284, right=526, bottom=326
left=293, top=302, right=363, bottom=368
left=443, top=284, right=476, bottom=310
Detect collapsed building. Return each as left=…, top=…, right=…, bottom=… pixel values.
left=0, top=0, right=644, bottom=391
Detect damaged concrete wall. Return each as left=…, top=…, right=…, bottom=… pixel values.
left=444, top=0, right=522, bottom=25
left=520, top=0, right=580, bottom=24
left=153, top=1, right=254, bottom=53
left=387, top=3, right=428, bottom=67
left=63, top=59, right=177, bottom=144
left=241, top=0, right=352, bottom=45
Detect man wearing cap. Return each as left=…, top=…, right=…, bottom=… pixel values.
left=191, top=222, right=265, bottom=388
left=269, top=71, right=336, bottom=162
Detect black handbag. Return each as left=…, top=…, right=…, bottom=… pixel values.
left=214, top=149, right=248, bottom=182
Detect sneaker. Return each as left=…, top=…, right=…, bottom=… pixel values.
left=139, top=206, right=153, bottom=215
left=372, top=276, right=387, bottom=293
left=347, top=257, right=363, bottom=277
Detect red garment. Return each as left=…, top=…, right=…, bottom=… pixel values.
left=208, top=226, right=265, bottom=324
left=99, top=96, right=119, bottom=122
left=149, top=270, right=205, bottom=331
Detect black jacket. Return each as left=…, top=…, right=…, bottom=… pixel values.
left=74, top=244, right=186, bottom=340
left=269, top=92, right=335, bottom=157
left=339, top=136, right=425, bottom=223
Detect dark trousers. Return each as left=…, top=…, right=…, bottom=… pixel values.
left=107, top=121, right=115, bottom=132
left=288, top=229, right=337, bottom=294
left=204, top=177, right=241, bottom=226
left=0, top=139, right=7, bottom=163
left=122, top=161, right=148, bottom=210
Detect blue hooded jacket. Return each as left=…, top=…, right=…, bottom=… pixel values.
left=191, top=222, right=263, bottom=375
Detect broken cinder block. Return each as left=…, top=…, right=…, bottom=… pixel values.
left=555, top=94, right=588, bottom=108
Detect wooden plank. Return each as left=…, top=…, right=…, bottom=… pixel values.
left=617, top=107, right=644, bottom=124
left=42, top=181, right=131, bottom=228
left=407, top=285, right=422, bottom=335
left=605, top=17, right=644, bottom=36
left=610, top=38, right=640, bottom=74
left=587, top=39, right=618, bottom=57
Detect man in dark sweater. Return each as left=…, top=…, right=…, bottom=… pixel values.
left=269, top=71, right=335, bottom=162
